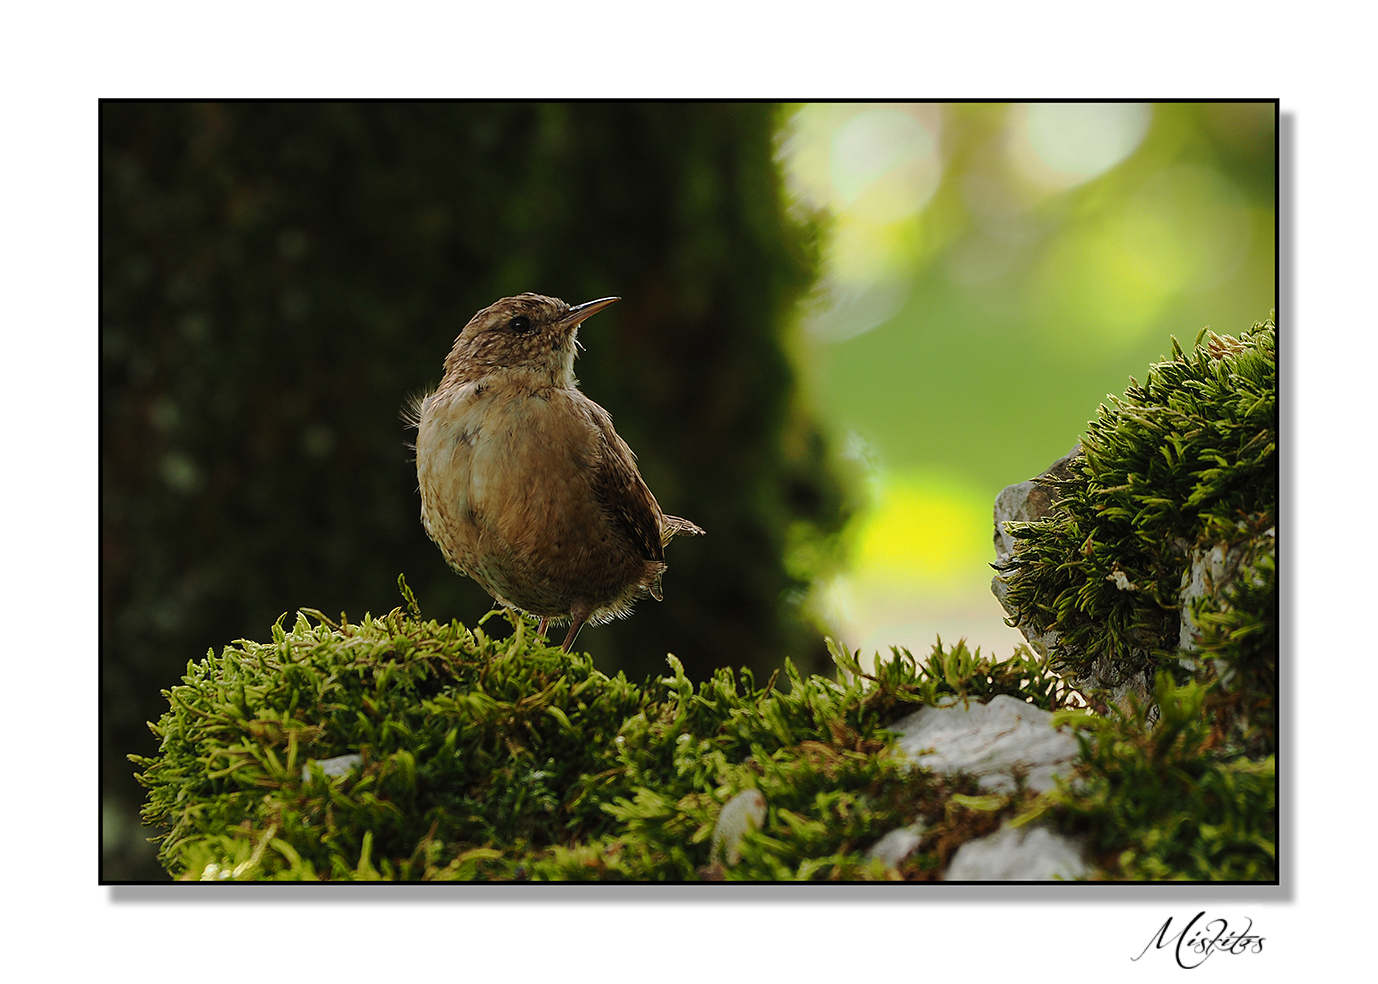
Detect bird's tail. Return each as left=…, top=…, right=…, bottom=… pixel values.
left=661, top=515, right=705, bottom=546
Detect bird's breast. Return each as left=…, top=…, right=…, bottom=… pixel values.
left=416, top=382, right=601, bottom=560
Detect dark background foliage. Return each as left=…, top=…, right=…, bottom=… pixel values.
left=102, top=101, right=849, bottom=879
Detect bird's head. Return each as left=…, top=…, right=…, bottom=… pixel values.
left=441, top=293, right=620, bottom=387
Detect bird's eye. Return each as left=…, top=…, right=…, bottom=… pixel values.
left=508, top=315, right=532, bottom=334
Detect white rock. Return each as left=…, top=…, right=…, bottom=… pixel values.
left=302, top=753, right=362, bottom=780
left=989, top=445, right=1081, bottom=661
left=1178, top=526, right=1275, bottom=660
left=710, top=789, right=767, bottom=865
left=890, top=694, right=1079, bottom=794
left=868, top=824, right=925, bottom=868
left=944, top=824, right=1089, bottom=881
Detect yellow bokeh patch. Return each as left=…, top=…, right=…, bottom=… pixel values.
left=853, top=470, right=992, bottom=589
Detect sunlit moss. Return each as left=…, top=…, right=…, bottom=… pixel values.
left=1000, top=317, right=1277, bottom=736
left=130, top=586, right=1071, bottom=882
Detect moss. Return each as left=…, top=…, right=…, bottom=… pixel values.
left=1185, top=520, right=1277, bottom=757
left=999, top=317, right=1276, bottom=741
left=131, top=579, right=1067, bottom=881
left=132, top=319, right=1278, bottom=882
left=1017, top=673, right=1276, bottom=881
left=998, top=316, right=1277, bottom=880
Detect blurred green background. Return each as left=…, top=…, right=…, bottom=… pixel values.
left=102, top=102, right=1275, bottom=880
left=779, top=102, right=1274, bottom=662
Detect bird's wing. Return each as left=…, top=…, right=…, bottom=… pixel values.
left=586, top=403, right=665, bottom=564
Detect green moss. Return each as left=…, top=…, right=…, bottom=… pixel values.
left=132, top=318, right=1279, bottom=882
left=996, top=316, right=1277, bottom=880
left=131, top=581, right=1067, bottom=881
left=1018, top=673, right=1276, bottom=881
left=1186, top=521, right=1277, bottom=757
left=1000, top=317, right=1276, bottom=735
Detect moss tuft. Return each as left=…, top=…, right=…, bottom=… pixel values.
left=132, top=585, right=1067, bottom=881
left=999, top=316, right=1276, bottom=744
left=1017, top=673, right=1276, bottom=880
left=996, top=316, right=1277, bottom=880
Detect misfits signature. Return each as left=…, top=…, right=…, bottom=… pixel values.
left=1132, top=911, right=1264, bottom=968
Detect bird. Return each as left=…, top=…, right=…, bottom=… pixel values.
left=409, top=292, right=703, bottom=651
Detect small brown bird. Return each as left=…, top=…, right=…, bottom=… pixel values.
left=410, top=293, right=703, bottom=651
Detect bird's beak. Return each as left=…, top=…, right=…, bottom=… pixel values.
left=559, top=296, right=620, bottom=328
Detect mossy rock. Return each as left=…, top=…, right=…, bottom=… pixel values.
left=989, top=316, right=1276, bottom=880
left=132, top=319, right=1278, bottom=882
left=131, top=584, right=1076, bottom=882
left=996, top=316, right=1276, bottom=755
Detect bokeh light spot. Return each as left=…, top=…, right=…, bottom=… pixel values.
left=1010, top=103, right=1152, bottom=190
left=1030, top=165, right=1254, bottom=355
left=1031, top=221, right=1171, bottom=352
left=830, top=107, right=942, bottom=223
left=853, top=470, right=992, bottom=589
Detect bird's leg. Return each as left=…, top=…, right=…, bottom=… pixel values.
left=560, top=620, right=584, bottom=652
left=536, top=616, right=549, bottom=639
left=560, top=602, right=593, bottom=652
